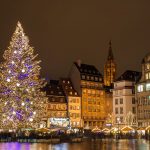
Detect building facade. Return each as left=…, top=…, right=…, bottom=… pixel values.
left=69, top=61, right=106, bottom=129
left=45, top=80, right=69, bottom=128
left=136, top=53, right=150, bottom=127
left=113, top=70, right=141, bottom=127
left=60, top=78, right=82, bottom=128
left=104, top=41, right=116, bottom=86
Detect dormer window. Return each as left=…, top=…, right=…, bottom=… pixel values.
left=87, top=76, right=89, bottom=80
left=82, top=75, right=85, bottom=79
left=59, top=92, right=62, bottom=94
left=91, top=76, right=94, bottom=80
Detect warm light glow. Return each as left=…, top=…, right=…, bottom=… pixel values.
left=22, top=69, right=25, bottom=73
left=0, top=21, right=47, bottom=129
left=7, top=78, right=10, bottom=82
left=16, top=83, right=20, bottom=87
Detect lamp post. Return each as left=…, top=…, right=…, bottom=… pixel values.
left=117, top=117, right=120, bottom=139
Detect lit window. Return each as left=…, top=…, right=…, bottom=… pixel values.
left=82, top=75, right=85, bottom=79
left=147, top=64, right=150, bottom=70
left=146, top=73, right=149, bottom=80
left=146, top=83, right=150, bottom=91
left=87, top=76, right=89, bottom=80
left=91, top=76, right=94, bottom=80
left=95, top=77, right=98, bottom=81
left=137, top=85, right=144, bottom=92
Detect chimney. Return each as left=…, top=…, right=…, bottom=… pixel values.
left=76, top=59, right=82, bottom=67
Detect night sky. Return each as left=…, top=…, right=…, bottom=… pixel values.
left=0, top=0, right=150, bottom=79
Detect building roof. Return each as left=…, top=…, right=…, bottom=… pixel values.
left=60, top=78, right=80, bottom=97
left=43, top=80, right=66, bottom=103
left=116, top=70, right=141, bottom=82
left=74, top=62, right=102, bottom=77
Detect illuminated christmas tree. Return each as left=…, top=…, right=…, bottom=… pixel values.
left=0, top=22, right=47, bottom=129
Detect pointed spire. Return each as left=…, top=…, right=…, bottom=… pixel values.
left=107, top=40, right=114, bottom=60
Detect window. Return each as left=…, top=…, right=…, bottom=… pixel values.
left=132, top=97, right=136, bottom=104
left=120, top=117, right=123, bottom=123
left=120, top=107, right=123, bottom=114
left=87, top=76, right=89, bottom=80
left=70, top=106, right=72, bottom=110
left=137, top=85, right=144, bottom=92
left=115, top=90, right=118, bottom=95
left=146, top=64, right=150, bottom=70
left=146, top=73, right=149, bottom=80
left=82, top=75, right=85, bottom=79
left=91, top=76, right=94, bottom=80
left=146, top=83, right=150, bottom=91
left=95, top=77, right=98, bottom=81
left=115, top=108, right=118, bottom=114
left=132, top=89, right=135, bottom=94
left=120, top=98, right=123, bottom=104
left=132, top=107, right=136, bottom=114
left=115, top=99, right=118, bottom=105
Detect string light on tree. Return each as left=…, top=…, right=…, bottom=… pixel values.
left=0, top=21, right=47, bottom=129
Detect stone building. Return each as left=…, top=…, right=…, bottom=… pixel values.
left=60, top=78, right=82, bottom=128
left=113, top=70, right=141, bottom=127
left=69, top=61, right=106, bottom=129
left=136, top=53, right=150, bottom=127
left=44, top=80, right=69, bottom=128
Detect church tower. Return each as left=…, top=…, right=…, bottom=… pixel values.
left=104, top=41, right=117, bottom=86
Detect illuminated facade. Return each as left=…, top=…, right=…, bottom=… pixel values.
left=113, top=70, right=141, bottom=127
left=45, top=80, right=68, bottom=128
left=69, top=61, right=106, bottom=129
left=60, top=78, right=82, bottom=128
left=136, top=53, right=150, bottom=127
left=104, top=41, right=116, bottom=86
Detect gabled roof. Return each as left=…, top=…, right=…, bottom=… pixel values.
left=74, top=62, right=102, bottom=77
left=60, top=78, right=80, bottom=97
left=44, top=80, right=65, bottom=97
left=116, top=70, right=141, bottom=82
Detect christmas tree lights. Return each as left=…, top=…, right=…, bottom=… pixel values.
left=0, top=22, right=47, bottom=129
